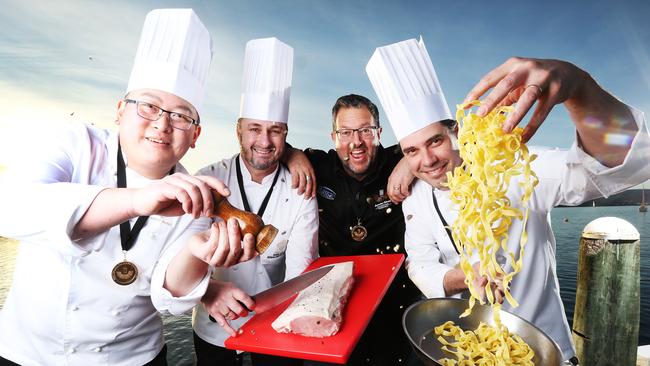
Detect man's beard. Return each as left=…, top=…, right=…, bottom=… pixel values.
left=241, top=147, right=279, bottom=171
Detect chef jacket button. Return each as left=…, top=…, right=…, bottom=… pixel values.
left=71, top=305, right=79, bottom=311
left=93, top=347, right=102, bottom=352
left=111, top=310, right=120, bottom=316
left=67, top=348, right=76, bottom=355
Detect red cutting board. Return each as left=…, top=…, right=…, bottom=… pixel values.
left=224, top=253, right=404, bottom=364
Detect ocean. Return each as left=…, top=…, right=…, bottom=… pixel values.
left=0, top=205, right=648, bottom=365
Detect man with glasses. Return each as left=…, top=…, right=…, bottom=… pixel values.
left=0, top=9, right=256, bottom=366
left=285, top=94, right=422, bottom=365
left=123, top=99, right=200, bottom=130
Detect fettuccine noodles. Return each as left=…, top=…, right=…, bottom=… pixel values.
left=435, top=101, right=538, bottom=364
left=435, top=321, right=535, bottom=366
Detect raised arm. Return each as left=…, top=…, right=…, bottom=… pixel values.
left=72, top=174, right=231, bottom=241
left=464, top=57, right=638, bottom=167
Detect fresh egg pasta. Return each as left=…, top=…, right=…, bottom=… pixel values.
left=435, top=321, right=535, bottom=365
left=435, top=101, right=539, bottom=364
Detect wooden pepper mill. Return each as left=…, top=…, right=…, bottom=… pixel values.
left=210, top=190, right=278, bottom=254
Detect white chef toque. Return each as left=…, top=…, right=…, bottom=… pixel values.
left=365, top=37, right=451, bottom=141
left=126, top=8, right=213, bottom=116
left=239, top=37, right=294, bottom=124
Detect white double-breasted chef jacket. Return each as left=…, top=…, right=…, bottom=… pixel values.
left=0, top=122, right=211, bottom=366
left=403, top=106, right=650, bottom=360
left=190, top=154, right=319, bottom=347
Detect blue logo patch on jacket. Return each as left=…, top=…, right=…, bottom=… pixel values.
left=317, top=186, right=336, bottom=200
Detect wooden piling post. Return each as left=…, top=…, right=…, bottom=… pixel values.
left=572, top=217, right=640, bottom=365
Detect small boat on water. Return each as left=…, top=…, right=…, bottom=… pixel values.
left=641, top=188, right=647, bottom=213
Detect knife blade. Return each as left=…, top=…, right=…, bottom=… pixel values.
left=209, top=264, right=334, bottom=322
left=252, top=264, right=334, bottom=314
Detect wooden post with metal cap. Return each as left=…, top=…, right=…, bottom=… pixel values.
left=572, top=217, right=640, bottom=365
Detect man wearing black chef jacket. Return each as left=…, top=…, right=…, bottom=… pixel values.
left=284, top=94, right=423, bottom=366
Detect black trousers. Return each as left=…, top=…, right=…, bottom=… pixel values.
left=0, top=344, right=167, bottom=366
left=194, top=331, right=303, bottom=366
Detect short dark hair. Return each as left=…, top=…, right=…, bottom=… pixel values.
left=331, top=94, right=380, bottom=131
left=440, top=119, right=457, bottom=130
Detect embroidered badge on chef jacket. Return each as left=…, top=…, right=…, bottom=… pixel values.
left=317, top=186, right=336, bottom=200
left=368, top=189, right=392, bottom=210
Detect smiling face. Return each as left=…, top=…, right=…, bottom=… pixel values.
left=331, top=106, right=382, bottom=181
left=115, top=88, right=201, bottom=179
left=400, top=122, right=462, bottom=190
left=237, top=118, right=287, bottom=182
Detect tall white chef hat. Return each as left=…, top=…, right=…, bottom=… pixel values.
left=126, top=9, right=213, bottom=116
left=239, top=37, right=294, bottom=124
left=366, top=37, right=451, bottom=141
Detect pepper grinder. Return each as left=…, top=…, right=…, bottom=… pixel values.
left=210, top=190, right=278, bottom=254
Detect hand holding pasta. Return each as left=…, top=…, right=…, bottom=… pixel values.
left=435, top=100, right=539, bottom=364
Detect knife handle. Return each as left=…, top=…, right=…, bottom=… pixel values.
left=210, top=190, right=277, bottom=254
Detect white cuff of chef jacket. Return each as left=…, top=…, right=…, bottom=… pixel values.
left=406, top=259, right=455, bottom=299
left=569, top=105, right=650, bottom=198
left=151, top=263, right=212, bottom=316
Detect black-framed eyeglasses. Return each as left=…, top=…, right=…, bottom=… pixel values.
left=124, top=99, right=199, bottom=131
left=334, top=126, right=379, bottom=141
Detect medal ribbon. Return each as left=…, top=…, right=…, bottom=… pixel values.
left=338, top=170, right=368, bottom=241
left=431, top=189, right=460, bottom=254
left=235, top=155, right=281, bottom=218
left=116, top=142, right=174, bottom=252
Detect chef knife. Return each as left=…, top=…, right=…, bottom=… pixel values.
left=209, top=264, right=334, bottom=322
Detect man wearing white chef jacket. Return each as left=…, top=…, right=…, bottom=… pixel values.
left=161, top=37, right=318, bottom=366
left=0, top=9, right=257, bottom=366
left=366, top=38, right=650, bottom=363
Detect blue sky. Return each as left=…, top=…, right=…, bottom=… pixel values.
left=1, top=0, right=649, bottom=176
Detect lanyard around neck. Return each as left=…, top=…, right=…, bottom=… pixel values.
left=117, top=143, right=174, bottom=252
left=235, top=155, right=281, bottom=218
left=431, top=189, right=460, bottom=254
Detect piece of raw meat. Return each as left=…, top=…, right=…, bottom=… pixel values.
left=271, top=261, right=354, bottom=337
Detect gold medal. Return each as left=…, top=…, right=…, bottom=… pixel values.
left=112, top=261, right=138, bottom=285
left=350, top=218, right=368, bottom=242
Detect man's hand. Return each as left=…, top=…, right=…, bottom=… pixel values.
left=443, top=262, right=504, bottom=304
left=470, top=262, right=505, bottom=305
left=202, top=280, right=255, bottom=336
left=162, top=218, right=256, bottom=297
left=387, top=157, right=415, bottom=203
left=187, top=218, right=257, bottom=268
left=131, top=173, right=231, bottom=219
left=463, top=57, right=585, bottom=142
left=283, top=147, right=316, bottom=198
left=463, top=56, right=637, bottom=167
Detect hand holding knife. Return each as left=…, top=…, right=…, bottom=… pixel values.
left=205, top=265, right=334, bottom=335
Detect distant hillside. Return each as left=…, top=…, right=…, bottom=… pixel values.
left=573, top=189, right=647, bottom=207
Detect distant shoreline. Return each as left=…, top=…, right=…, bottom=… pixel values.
left=569, top=189, right=648, bottom=207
